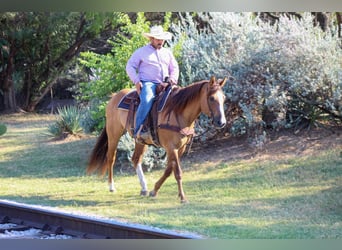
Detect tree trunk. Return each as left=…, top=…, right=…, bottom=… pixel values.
left=25, top=76, right=58, bottom=112
left=336, top=12, right=342, bottom=38
left=24, top=34, right=88, bottom=112
left=0, top=42, right=18, bottom=112
left=2, top=84, right=17, bottom=112
left=312, top=12, right=330, bottom=32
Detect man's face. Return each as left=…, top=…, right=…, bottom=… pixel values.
left=151, top=38, right=165, bottom=49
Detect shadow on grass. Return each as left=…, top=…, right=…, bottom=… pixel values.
left=139, top=155, right=342, bottom=238
left=0, top=195, right=99, bottom=208
left=0, top=137, right=96, bottom=179
left=1, top=114, right=341, bottom=238
left=0, top=191, right=157, bottom=210
left=143, top=184, right=341, bottom=238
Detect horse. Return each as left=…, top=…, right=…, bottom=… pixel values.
left=86, top=76, right=227, bottom=203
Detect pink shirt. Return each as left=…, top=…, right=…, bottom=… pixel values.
left=126, top=44, right=179, bottom=85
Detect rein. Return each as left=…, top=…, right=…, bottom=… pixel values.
left=158, top=124, right=195, bottom=136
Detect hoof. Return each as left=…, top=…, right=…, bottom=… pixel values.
left=109, top=183, right=116, bottom=193
left=149, top=190, right=157, bottom=197
left=181, top=199, right=189, bottom=204
left=140, top=190, right=148, bottom=196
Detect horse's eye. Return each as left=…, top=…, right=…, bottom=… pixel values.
left=209, top=96, right=215, bottom=102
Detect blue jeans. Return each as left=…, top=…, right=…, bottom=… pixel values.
left=134, top=81, right=158, bottom=135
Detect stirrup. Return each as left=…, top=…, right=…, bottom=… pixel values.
left=135, top=125, right=144, bottom=138
left=135, top=125, right=150, bottom=144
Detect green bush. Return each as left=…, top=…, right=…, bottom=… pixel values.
left=48, top=106, right=83, bottom=138
left=77, top=12, right=342, bottom=172
left=172, top=12, right=342, bottom=147
left=0, top=123, right=7, bottom=136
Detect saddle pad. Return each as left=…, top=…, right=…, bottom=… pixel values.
left=117, top=90, right=139, bottom=110
left=157, top=86, right=172, bottom=112
left=117, top=86, right=172, bottom=112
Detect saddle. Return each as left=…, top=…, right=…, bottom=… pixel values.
left=117, top=82, right=174, bottom=146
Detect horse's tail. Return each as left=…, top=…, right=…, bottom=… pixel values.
left=86, top=128, right=108, bottom=176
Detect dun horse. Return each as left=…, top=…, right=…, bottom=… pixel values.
left=87, top=76, right=227, bottom=203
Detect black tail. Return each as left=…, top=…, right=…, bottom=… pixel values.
left=86, top=128, right=108, bottom=176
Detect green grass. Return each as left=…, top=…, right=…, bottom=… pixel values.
left=0, top=113, right=341, bottom=238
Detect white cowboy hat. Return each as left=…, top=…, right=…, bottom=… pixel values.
left=143, top=25, right=172, bottom=40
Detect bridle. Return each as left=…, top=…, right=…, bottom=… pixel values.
left=206, top=83, right=223, bottom=120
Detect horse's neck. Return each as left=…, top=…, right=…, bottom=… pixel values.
left=178, top=91, right=203, bottom=127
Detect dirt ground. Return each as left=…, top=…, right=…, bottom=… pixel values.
left=184, top=126, right=342, bottom=165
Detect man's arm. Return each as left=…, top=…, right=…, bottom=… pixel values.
left=126, top=52, right=141, bottom=85
left=168, top=51, right=179, bottom=84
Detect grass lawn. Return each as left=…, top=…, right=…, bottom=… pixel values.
left=0, top=113, right=341, bottom=238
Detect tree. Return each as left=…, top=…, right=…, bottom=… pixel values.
left=0, top=13, right=17, bottom=111
left=0, top=12, right=123, bottom=112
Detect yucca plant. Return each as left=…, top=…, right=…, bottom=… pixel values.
left=0, top=123, right=7, bottom=136
left=48, top=106, right=83, bottom=138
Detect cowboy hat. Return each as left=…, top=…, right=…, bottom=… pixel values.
left=143, top=25, right=172, bottom=40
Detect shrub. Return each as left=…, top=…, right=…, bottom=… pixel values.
left=172, top=12, right=342, bottom=147
left=48, top=106, right=83, bottom=138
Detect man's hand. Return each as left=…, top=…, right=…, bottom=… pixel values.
left=135, top=82, right=142, bottom=95
left=164, top=77, right=177, bottom=86
left=169, top=78, right=177, bottom=85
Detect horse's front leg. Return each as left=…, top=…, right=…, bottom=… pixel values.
left=150, top=149, right=188, bottom=203
left=174, top=146, right=188, bottom=203
left=132, top=143, right=148, bottom=196
left=173, top=160, right=187, bottom=203
left=149, top=163, right=173, bottom=198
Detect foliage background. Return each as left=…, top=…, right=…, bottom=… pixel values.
left=173, top=12, right=341, bottom=146
left=77, top=12, right=341, bottom=146
left=2, top=12, right=341, bottom=170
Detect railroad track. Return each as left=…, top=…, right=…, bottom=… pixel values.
left=0, top=200, right=200, bottom=239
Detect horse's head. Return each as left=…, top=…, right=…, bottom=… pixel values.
left=204, top=76, right=227, bottom=129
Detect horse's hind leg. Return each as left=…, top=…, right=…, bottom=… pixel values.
left=107, top=130, right=124, bottom=192
left=132, top=143, right=148, bottom=196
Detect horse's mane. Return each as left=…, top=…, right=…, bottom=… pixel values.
left=165, top=80, right=209, bottom=116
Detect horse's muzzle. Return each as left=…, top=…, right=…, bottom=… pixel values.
left=213, top=116, right=226, bottom=129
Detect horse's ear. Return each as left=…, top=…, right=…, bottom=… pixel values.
left=210, top=76, right=216, bottom=86
left=220, top=77, right=227, bottom=87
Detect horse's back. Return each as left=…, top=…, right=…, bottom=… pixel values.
left=108, top=88, right=132, bottom=106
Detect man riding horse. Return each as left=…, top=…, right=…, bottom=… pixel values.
left=126, top=25, right=179, bottom=141
left=87, top=25, right=227, bottom=203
